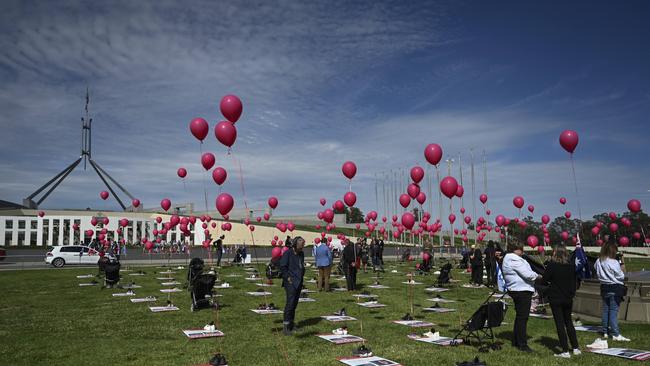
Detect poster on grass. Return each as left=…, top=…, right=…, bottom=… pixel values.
left=337, top=356, right=402, bottom=365
left=182, top=329, right=225, bottom=339
left=321, top=315, right=357, bottom=322
left=316, top=334, right=365, bottom=345
left=591, top=348, right=650, bottom=361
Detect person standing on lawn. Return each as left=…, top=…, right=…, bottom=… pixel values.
left=342, top=239, right=358, bottom=291
left=313, top=238, right=332, bottom=291
left=280, top=237, right=305, bottom=335
left=595, top=241, right=630, bottom=342
left=541, top=245, right=581, bottom=358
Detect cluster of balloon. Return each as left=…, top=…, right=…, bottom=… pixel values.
left=214, top=95, right=242, bottom=149
left=100, top=191, right=109, bottom=200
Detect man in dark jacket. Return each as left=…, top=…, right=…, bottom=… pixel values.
left=214, top=235, right=225, bottom=267
left=280, top=237, right=305, bottom=335
left=342, top=239, right=357, bottom=291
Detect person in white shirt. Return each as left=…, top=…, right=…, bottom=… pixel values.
left=595, top=241, right=629, bottom=341
left=502, top=241, right=541, bottom=352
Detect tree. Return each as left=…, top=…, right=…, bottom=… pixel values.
left=347, top=207, right=364, bottom=223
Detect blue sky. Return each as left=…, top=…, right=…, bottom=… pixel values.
left=0, top=0, right=648, bottom=223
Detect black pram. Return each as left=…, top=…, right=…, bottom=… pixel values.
left=187, top=257, right=217, bottom=311
left=104, top=258, right=121, bottom=288
left=437, top=262, right=452, bottom=286
left=266, top=259, right=280, bottom=279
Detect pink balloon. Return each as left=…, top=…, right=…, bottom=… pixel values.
left=100, top=191, right=109, bottom=200
left=633, top=232, right=641, bottom=240
left=268, top=197, right=279, bottom=209
left=211, top=167, right=227, bottom=185
left=119, top=218, right=129, bottom=227
left=561, top=231, right=569, bottom=241
left=407, top=183, right=420, bottom=199
left=216, top=193, right=234, bottom=216
left=460, top=207, right=465, bottom=214
left=486, top=209, right=491, bottom=216
left=455, top=185, right=464, bottom=198
left=85, top=229, right=94, bottom=237
left=591, top=226, right=600, bottom=236
left=256, top=216, right=261, bottom=222
left=479, top=193, right=488, bottom=204
left=464, top=216, right=471, bottom=224
left=424, top=143, right=443, bottom=166
left=287, top=222, right=295, bottom=232
left=565, top=211, right=572, bottom=219
left=401, top=212, right=415, bottom=230
left=560, top=197, right=567, bottom=205
left=215, top=121, right=237, bottom=147
left=513, top=196, right=524, bottom=209
left=333, top=200, right=345, bottom=212
left=495, top=215, right=506, bottom=227
left=38, top=211, right=45, bottom=217
left=320, top=198, right=326, bottom=206
left=220, top=95, right=243, bottom=123
left=201, top=152, right=216, bottom=170
left=448, top=214, right=456, bottom=224
left=156, top=216, right=162, bottom=224
left=628, top=199, right=642, bottom=213
left=440, top=176, right=458, bottom=199
left=399, top=194, right=411, bottom=208
left=527, top=235, right=539, bottom=248
left=189, top=117, right=209, bottom=142
left=416, top=192, right=426, bottom=205
left=410, top=166, right=425, bottom=183
left=559, top=130, right=579, bottom=154
left=249, top=225, right=255, bottom=232
left=618, top=236, right=630, bottom=247
left=342, top=161, right=357, bottom=180
left=541, top=214, right=550, bottom=225
left=322, top=209, right=335, bottom=223
left=527, top=205, right=534, bottom=213
left=343, top=191, right=357, bottom=207
left=609, top=212, right=618, bottom=220
left=355, top=223, right=361, bottom=230
left=161, top=198, right=171, bottom=212
left=537, top=246, right=545, bottom=254
left=177, top=167, right=187, bottom=178
left=244, top=218, right=250, bottom=226
left=263, top=213, right=270, bottom=221
left=609, top=223, right=619, bottom=232
left=132, top=199, right=140, bottom=208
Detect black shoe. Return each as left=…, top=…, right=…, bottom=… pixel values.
left=283, top=323, right=293, bottom=336
left=433, top=302, right=441, bottom=308
left=334, top=308, right=347, bottom=316
left=401, top=313, right=414, bottom=321
left=518, top=345, right=534, bottom=353
left=209, top=353, right=227, bottom=365
left=352, top=344, right=372, bottom=357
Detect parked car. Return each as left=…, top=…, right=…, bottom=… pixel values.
left=46, top=245, right=100, bottom=268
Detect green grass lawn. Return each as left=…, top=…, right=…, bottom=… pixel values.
left=1, top=260, right=649, bottom=366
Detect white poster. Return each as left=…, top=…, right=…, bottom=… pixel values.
left=591, top=348, right=650, bottom=361
left=316, top=334, right=365, bottom=345
left=337, top=356, right=402, bottom=365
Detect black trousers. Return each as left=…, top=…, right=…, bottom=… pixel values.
left=283, top=284, right=301, bottom=326
left=508, top=291, right=533, bottom=348
left=485, top=263, right=494, bottom=286
left=216, top=250, right=223, bottom=266
left=550, top=301, right=579, bottom=352
left=471, top=264, right=483, bottom=285
left=344, top=265, right=357, bottom=290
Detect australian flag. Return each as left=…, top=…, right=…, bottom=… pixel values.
left=496, top=261, right=507, bottom=292
left=574, top=233, right=592, bottom=280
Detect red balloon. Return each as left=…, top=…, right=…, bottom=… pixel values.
left=559, top=130, right=579, bottom=154
left=268, top=197, right=279, bottom=209
left=440, top=176, right=458, bottom=199
left=401, top=212, right=415, bottom=230
left=156, top=216, right=162, bottom=224
left=565, top=211, right=572, bottom=219
left=455, top=185, right=464, bottom=198
left=249, top=225, right=255, bottom=232
left=619, top=236, right=630, bottom=247
left=541, top=214, right=550, bottom=225
left=399, top=194, right=411, bottom=208
left=100, top=191, right=109, bottom=200
left=526, top=235, right=539, bottom=248
left=85, top=229, right=94, bottom=237
left=407, top=183, right=420, bottom=199
left=591, top=226, right=600, bottom=236
left=333, top=200, right=345, bottom=212
left=271, top=246, right=282, bottom=259
left=633, top=232, right=641, bottom=240
left=495, top=215, right=506, bottom=227
left=513, top=196, right=524, bottom=209
left=464, top=216, right=471, bottom=224
left=608, top=212, right=618, bottom=220
left=211, top=167, right=227, bottom=185
left=177, top=167, right=187, bottom=178
left=119, top=218, right=128, bottom=227
left=132, top=199, right=140, bottom=208
left=320, top=198, right=326, bottom=206
left=479, top=193, right=488, bottom=204
left=537, top=246, right=545, bottom=254
left=287, top=222, right=295, bottom=232
left=344, top=191, right=357, bottom=207
left=215, top=121, right=237, bottom=147
left=201, top=153, right=216, bottom=171
left=424, top=143, right=443, bottom=165
left=561, top=231, right=569, bottom=241
left=560, top=197, right=567, bottom=205
left=342, top=161, right=357, bottom=180
left=448, top=214, right=456, bottom=224
left=263, top=213, right=270, bottom=221
left=216, top=193, right=234, bottom=216
left=486, top=209, right=491, bottom=216
left=322, top=209, right=335, bottom=223
left=38, top=211, right=45, bottom=217
left=189, top=117, right=209, bottom=142
left=527, top=205, right=534, bottom=213
left=410, top=166, right=425, bottom=183
left=220, top=95, right=243, bottom=123
left=609, top=223, right=619, bottom=232
left=628, top=199, right=642, bottom=213
left=460, top=207, right=465, bottom=214
left=416, top=192, right=426, bottom=205
left=161, top=198, right=171, bottom=212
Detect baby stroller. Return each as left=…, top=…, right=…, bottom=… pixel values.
left=453, top=296, right=508, bottom=351
left=188, top=257, right=205, bottom=283
left=190, top=272, right=217, bottom=311
left=266, top=259, right=280, bottom=279
left=104, top=256, right=121, bottom=288
left=437, top=262, right=452, bottom=286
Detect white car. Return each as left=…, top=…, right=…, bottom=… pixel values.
left=46, top=245, right=100, bottom=268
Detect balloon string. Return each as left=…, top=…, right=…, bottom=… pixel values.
left=570, top=154, right=583, bottom=223
left=230, top=152, right=258, bottom=262
left=199, top=143, right=209, bottom=213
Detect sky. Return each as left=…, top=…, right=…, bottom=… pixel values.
left=0, top=0, right=649, bottom=223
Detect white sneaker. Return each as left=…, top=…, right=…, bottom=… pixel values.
left=587, top=338, right=608, bottom=349
left=602, top=333, right=609, bottom=339
left=423, top=331, right=440, bottom=340
left=204, top=324, right=216, bottom=331
left=573, top=349, right=582, bottom=356
left=554, top=352, right=570, bottom=359
left=332, top=328, right=348, bottom=335
left=222, top=282, right=230, bottom=287
left=613, top=335, right=631, bottom=342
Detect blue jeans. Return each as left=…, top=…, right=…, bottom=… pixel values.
left=602, top=293, right=620, bottom=336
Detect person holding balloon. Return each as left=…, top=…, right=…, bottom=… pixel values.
left=280, top=237, right=306, bottom=336
left=502, top=240, right=541, bottom=353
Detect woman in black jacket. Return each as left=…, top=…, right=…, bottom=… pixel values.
left=541, top=246, right=580, bottom=358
